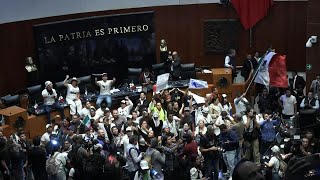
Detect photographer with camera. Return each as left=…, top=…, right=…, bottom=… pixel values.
left=219, top=124, right=239, bottom=179
left=199, top=125, right=220, bottom=180
left=243, top=108, right=261, bottom=166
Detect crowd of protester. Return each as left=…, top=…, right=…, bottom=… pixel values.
left=1, top=71, right=320, bottom=180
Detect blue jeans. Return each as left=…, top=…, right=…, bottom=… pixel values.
left=235, top=147, right=242, bottom=166
left=44, top=103, right=65, bottom=124
left=222, top=150, right=237, bottom=176
left=96, top=94, right=112, bottom=108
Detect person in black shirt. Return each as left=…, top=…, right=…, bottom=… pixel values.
left=0, top=138, right=9, bottom=180
left=199, top=126, right=220, bottom=180
left=257, top=88, right=271, bottom=113
left=28, top=136, right=47, bottom=180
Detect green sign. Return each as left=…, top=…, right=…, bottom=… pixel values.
left=306, top=64, right=312, bottom=71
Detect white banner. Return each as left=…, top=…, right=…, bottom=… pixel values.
left=156, top=73, right=170, bottom=92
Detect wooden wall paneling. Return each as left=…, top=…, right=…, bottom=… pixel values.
left=0, top=2, right=308, bottom=96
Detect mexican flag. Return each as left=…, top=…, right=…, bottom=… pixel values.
left=231, top=0, right=273, bottom=30
left=254, top=51, right=288, bottom=88
left=83, top=115, right=91, bottom=128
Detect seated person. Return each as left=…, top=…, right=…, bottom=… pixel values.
left=42, top=81, right=65, bottom=124
left=63, top=75, right=82, bottom=116
left=300, top=91, right=319, bottom=110
left=95, top=73, right=116, bottom=108
left=139, top=68, right=154, bottom=91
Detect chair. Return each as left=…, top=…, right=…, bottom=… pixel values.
left=181, top=63, right=196, bottom=80
left=152, top=63, right=166, bottom=78
left=128, top=68, right=142, bottom=85
left=27, top=85, right=43, bottom=104
left=2, top=94, right=20, bottom=107
left=55, top=81, right=66, bottom=97
left=78, top=75, right=94, bottom=94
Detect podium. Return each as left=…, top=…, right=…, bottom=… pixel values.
left=0, top=106, right=28, bottom=126
left=212, top=68, right=233, bottom=94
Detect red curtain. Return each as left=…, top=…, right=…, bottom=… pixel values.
left=269, top=54, right=288, bottom=88
left=231, top=0, right=273, bottom=30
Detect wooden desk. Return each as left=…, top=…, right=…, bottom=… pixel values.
left=196, top=72, right=213, bottom=84
left=0, top=106, right=28, bottom=126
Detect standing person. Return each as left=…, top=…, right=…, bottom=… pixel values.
left=219, top=124, right=239, bottom=178
left=161, top=135, right=183, bottom=180
left=279, top=89, right=297, bottom=126
left=259, top=112, right=279, bottom=156
left=118, top=96, right=133, bottom=118
left=224, top=49, right=237, bottom=82
left=126, top=135, right=144, bottom=180
left=264, top=146, right=282, bottom=180
left=42, top=81, right=65, bottom=124
left=257, top=88, right=271, bottom=114
left=135, top=92, right=150, bottom=114
left=63, top=75, right=82, bottom=116
left=95, top=73, right=116, bottom=108
left=300, top=91, right=319, bottom=110
left=231, top=114, right=245, bottom=165
left=28, top=136, right=47, bottom=180
left=47, top=145, right=67, bottom=180
left=234, top=92, right=249, bottom=115
left=243, top=109, right=261, bottom=166
left=134, top=160, right=152, bottom=180
left=221, top=94, right=232, bottom=115
left=168, top=51, right=182, bottom=80
left=241, top=54, right=258, bottom=81
left=199, top=126, right=220, bottom=180
left=145, top=138, right=165, bottom=178
left=310, top=74, right=320, bottom=99
left=290, top=72, right=305, bottom=93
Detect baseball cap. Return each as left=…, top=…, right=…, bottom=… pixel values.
left=140, top=160, right=149, bottom=170
left=46, top=124, right=52, bottom=129
left=102, top=73, right=108, bottom=76
left=121, top=100, right=126, bottom=104
left=222, top=94, right=227, bottom=98
left=184, top=107, right=190, bottom=111
left=45, top=81, right=52, bottom=87
left=271, top=145, right=280, bottom=153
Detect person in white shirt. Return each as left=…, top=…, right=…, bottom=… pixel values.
left=162, top=113, right=178, bottom=137
left=118, top=96, right=133, bottom=117
left=197, top=107, right=214, bottom=126
left=215, top=111, right=235, bottom=136
left=195, top=119, right=207, bottom=136
left=221, top=94, right=232, bottom=115
left=79, top=101, right=91, bottom=119
left=279, top=89, right=297, bottom=121
left=88, top=106, right=101, bottom=122
left=49, top=147, right=67, bottom=180
left=209, top=98, right=223, bottom=118
left=96, top=102, right=109, bottom=117
left=265, top=145, right=282, bottom=180
left=224, top=49, right=237, bottom=82
left=42, top=81, right=65, bottom=124
left=95, top=73, right=116, bottom=108
left=63, top=75, right=82, bottom=115
left=234, top=92, right=249, bottom=114
left=41, top=124, right=53, bottom=146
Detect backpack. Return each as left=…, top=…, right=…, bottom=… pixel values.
left=274, top=157, right=287, bottom=178
left=46, top=152, right=61, bottom=175
left=144, top=150, right=156, bottom=169
left=278, top=158, right=287, bottom=178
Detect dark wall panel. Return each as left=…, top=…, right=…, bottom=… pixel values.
left=0, top=2, right=307, bottom=96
